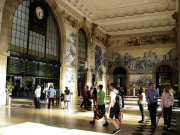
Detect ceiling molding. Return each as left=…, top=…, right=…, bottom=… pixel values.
left=57, top=0, right=177, bottom=36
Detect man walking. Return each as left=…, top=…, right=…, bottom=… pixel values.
left=108, top=83, right=121, bottom=134
left=35, top=85, right=41, bottom=109
left=48, top=85, right=56, bottom=109
left=146, top=83, right=159, bottom=128
left=89, top=84, right=109, bottom=126
left=161, top=84, right=174, bottom=130
left=80, top=86, right=88, bottom=109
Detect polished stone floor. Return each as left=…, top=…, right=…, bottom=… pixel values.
left=0, top=95, right=179, bottom=135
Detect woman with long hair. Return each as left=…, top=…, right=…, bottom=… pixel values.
left=138, top=86, right=146, bottom=123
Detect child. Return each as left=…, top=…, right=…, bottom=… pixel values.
left=60, top=92, right=65, bottom=109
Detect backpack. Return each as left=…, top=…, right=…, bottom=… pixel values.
left=113, top=90, right=124, bottom=109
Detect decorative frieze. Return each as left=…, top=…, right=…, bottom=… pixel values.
left=63, top=11, right=79, bottom=28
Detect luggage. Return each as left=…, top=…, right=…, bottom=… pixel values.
left=87, top=100, right=92, bottom=106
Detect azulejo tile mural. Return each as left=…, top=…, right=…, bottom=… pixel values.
left=108, top=48, right=177, bottom=73
left=95, top=45, right=106, bottom=70
left=65, top=68, right=75, bottom=91
left=130, top=74, right=152, bottom=88
left=66, top=32, right=76, bottom=67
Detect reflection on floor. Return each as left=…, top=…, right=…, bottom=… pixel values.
left=0, top=96, right=179, bottom=135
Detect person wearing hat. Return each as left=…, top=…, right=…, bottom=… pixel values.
left=89, top=84, right=109, bottom=126
left=64, top=86, right=71, bottom=109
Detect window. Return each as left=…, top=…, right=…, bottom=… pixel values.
left=9, top=0, right=59, bottom=61
left=10, top=0, right=30, bottom=54
left=78, top=29, right=87, bottom=61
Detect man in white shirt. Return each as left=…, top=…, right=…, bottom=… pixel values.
left=108, top=83, right=121, bottom=134
left=35, top=85, right=41, bottom=109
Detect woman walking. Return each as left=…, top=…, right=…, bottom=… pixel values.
left=138, top=86, right=146, bottom=123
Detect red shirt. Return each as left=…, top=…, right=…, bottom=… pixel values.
left=82, top=89, right=88, bottom=98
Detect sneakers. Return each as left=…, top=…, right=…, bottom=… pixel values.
left=103, top=121, right=109, bottom=126
left=167, top=128, right=171, bottom=130
left=113, top=128, right=121, bottom=134
left=89, top=120, right=95, bottom=124
left=138, top=120, right=145, bottom=123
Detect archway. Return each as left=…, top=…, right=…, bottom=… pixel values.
left=113, top=67, right=127, bottom=94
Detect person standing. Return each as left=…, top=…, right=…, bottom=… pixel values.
left=108, top=83, right=121, bottom=134
left=56, top=88, right=60, bottom=106
left=89, top=84, right=109, bottom=126
left=92, top=87, right=97, bottom=106
left=137, top=86, right=146, bottom=123
left=48, top=85, right=56, bottom=109
left=60, top=91, right=65, bottom=109
left=146, top=83, right=159, bottom=128
left=43, top=87, right=48, bottom=102
left=161, top=84, right=174, bottom=130
left=64, top=86, right=71, bottom=109
left=35, top=85, right=41, bottom=109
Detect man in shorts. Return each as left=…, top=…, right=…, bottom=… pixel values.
left=109, top=83, right=121, bottom=134
left=89, top=84, right=109, bottom=126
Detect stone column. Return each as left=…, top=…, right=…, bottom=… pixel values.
left=177, top=0, right=180, bottom=107
left=0, top=51, right=10, bottom=105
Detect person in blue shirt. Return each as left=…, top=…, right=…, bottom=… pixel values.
left=48, top=85, right=56, bottom=109
left=146, top=83, right=159, bottom=128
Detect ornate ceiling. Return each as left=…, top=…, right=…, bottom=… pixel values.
left=58, top=0, right=177, bottom=35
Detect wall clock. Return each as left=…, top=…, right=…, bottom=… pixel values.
left=36, top=6, right=44, bottom=20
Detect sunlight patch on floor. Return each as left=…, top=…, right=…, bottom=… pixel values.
left=0, top=122, right=111, bottom=135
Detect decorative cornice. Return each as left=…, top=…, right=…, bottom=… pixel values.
left=110, top=30, right=175, bottom=39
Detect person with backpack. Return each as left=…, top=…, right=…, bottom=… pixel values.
left=89, top=84, right=109, bottom=126
left=161, top=84, right=174, bottom=130
left=108, top=83, right=121, bottom=134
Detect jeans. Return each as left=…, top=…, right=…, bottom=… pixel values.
left=36, top=97, right=40, bottom=108
left=56, top=97, right=60, bottom=106
left=48, top=98, right=54, bottom=108
left=149, top=102, right=157, bottom=125
left=81, top=97, right=88, bottom=107
left=139, top=103, right=145, bottom=121
left=163, top=106, right=172, bottom=128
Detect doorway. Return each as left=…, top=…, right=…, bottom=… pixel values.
left=156, top=65, right=172, bottom=87
left=77, top=69, right=87, bottom=96
left=113, top=67, right=127, bottom=94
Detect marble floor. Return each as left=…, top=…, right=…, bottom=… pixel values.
left=0, top=95, right=179, bottom=135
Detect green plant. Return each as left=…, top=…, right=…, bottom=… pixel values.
left=5, top=81, right=14, bottom=94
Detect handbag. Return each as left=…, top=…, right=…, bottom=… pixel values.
left=94, top=108, right=103, bottom=120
